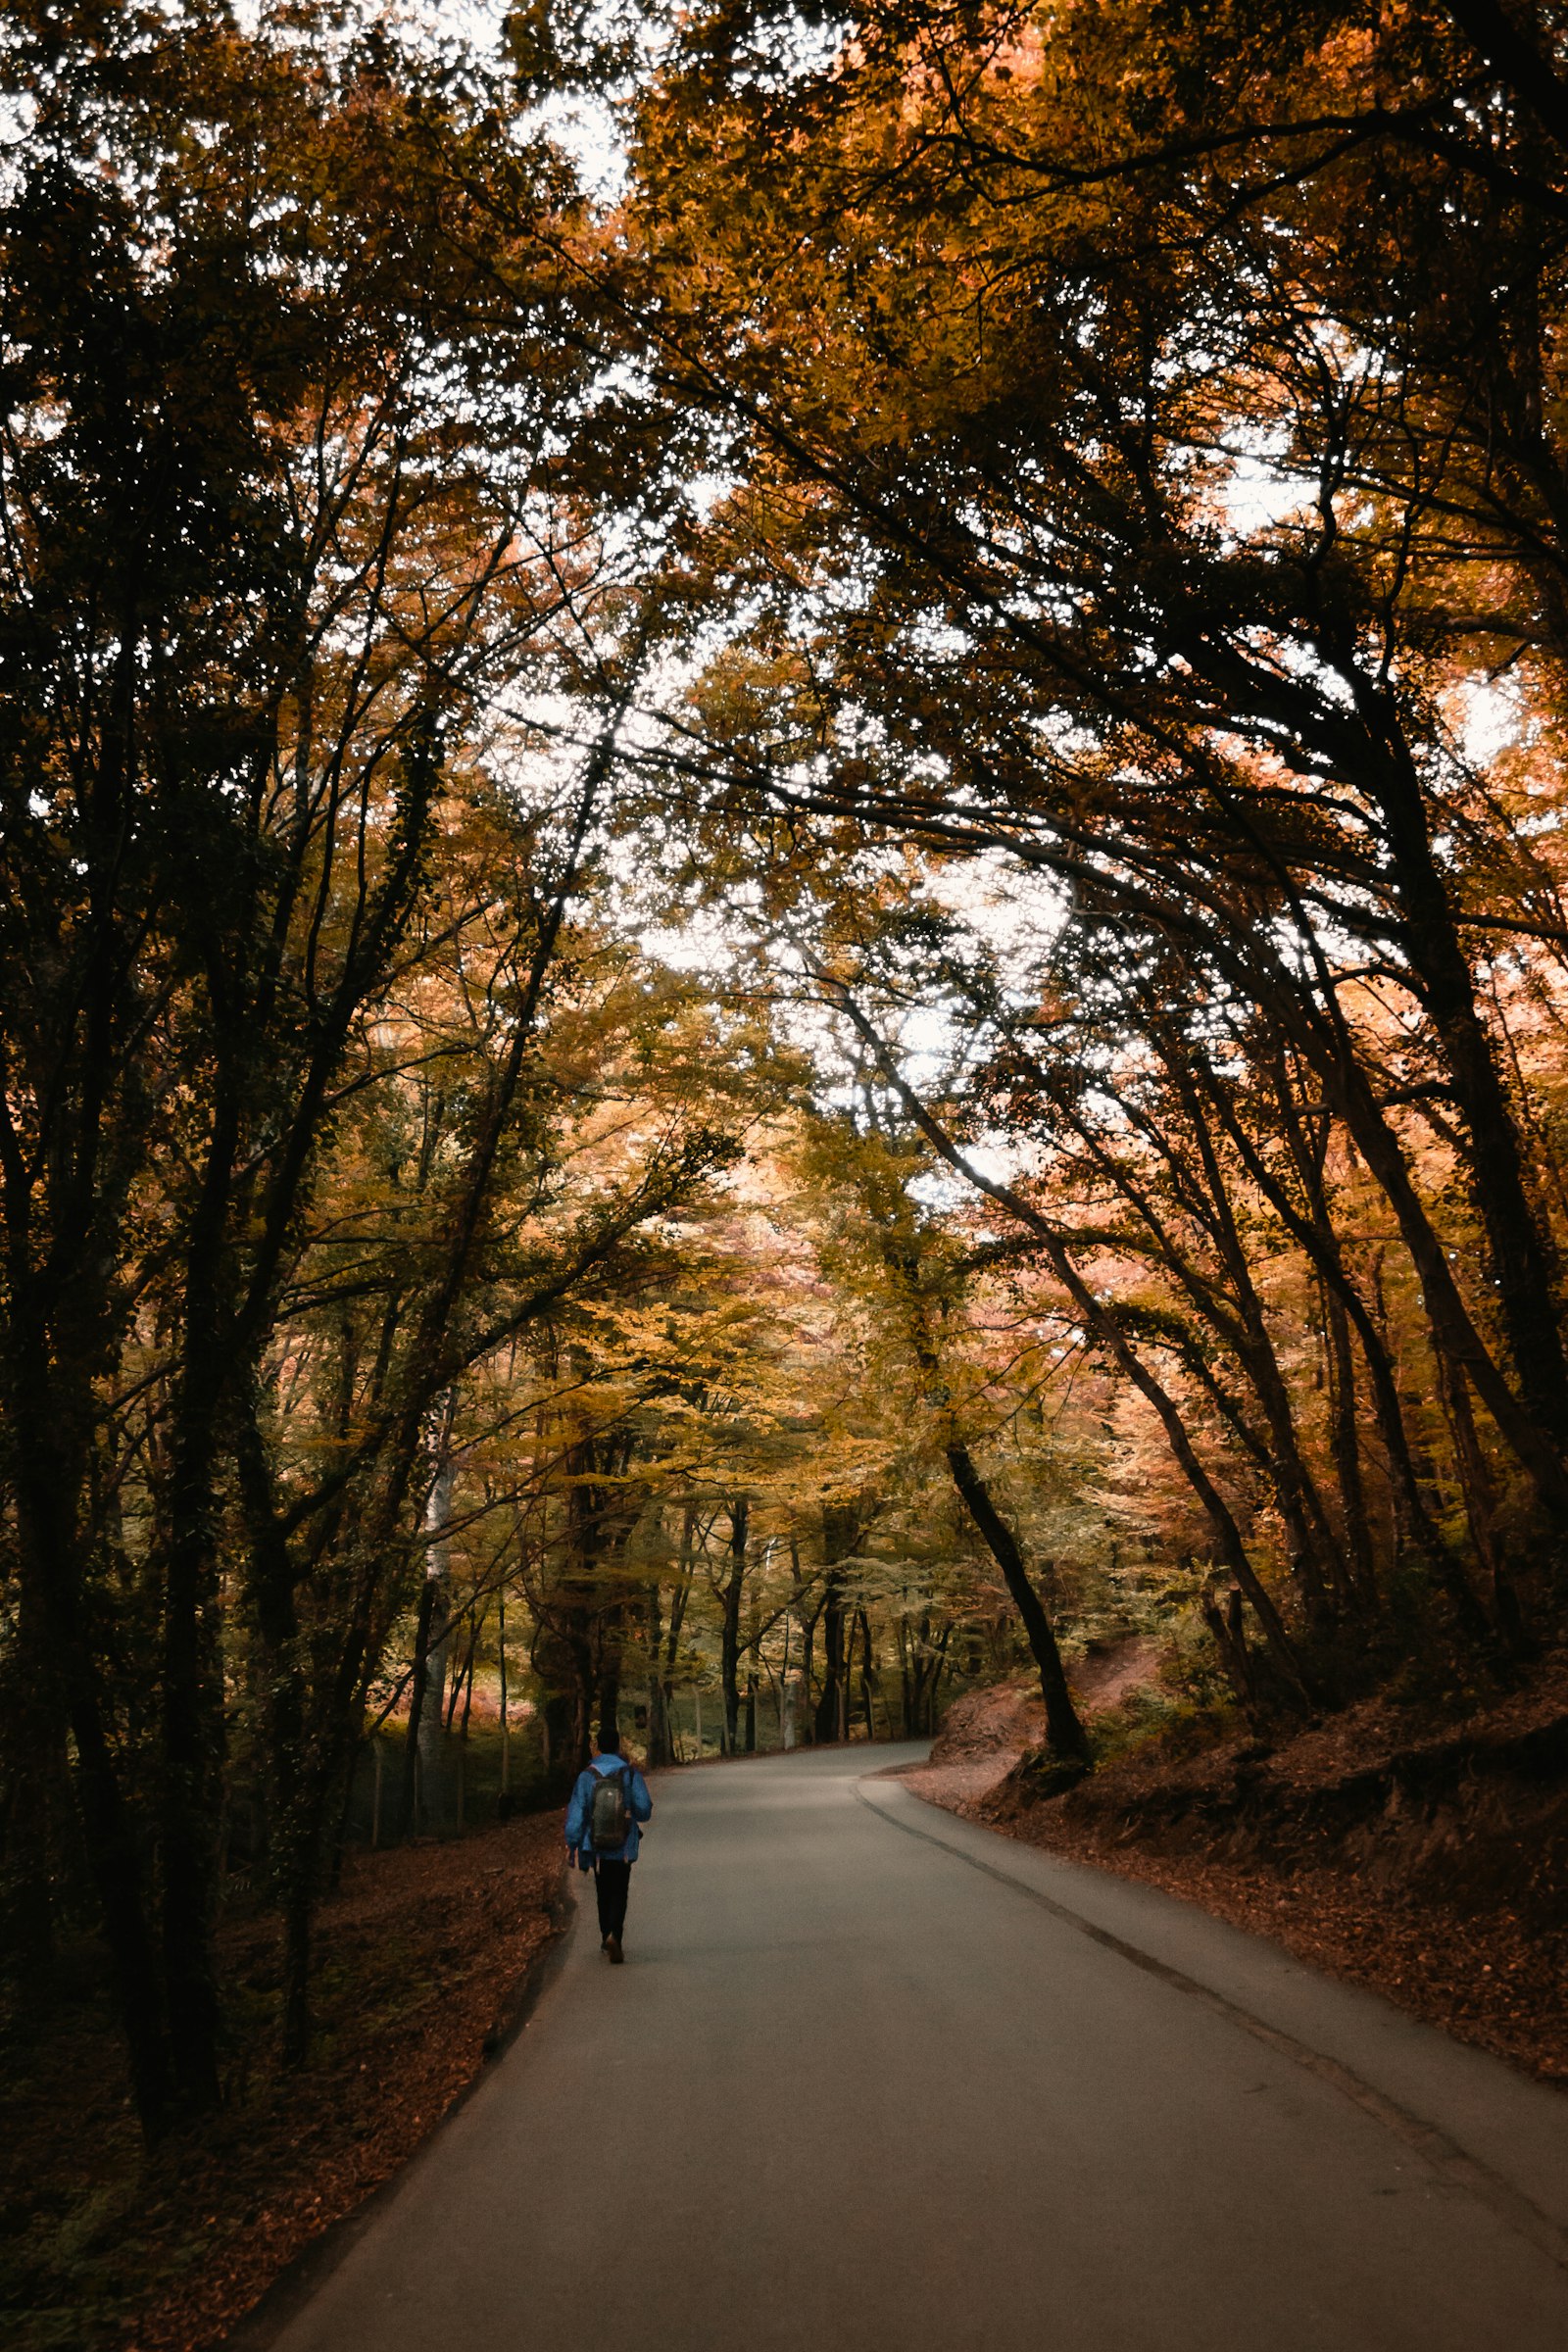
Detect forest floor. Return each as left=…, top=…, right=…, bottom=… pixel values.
left=0, top=1807, right=565, bottom=2352
left=904, top=1654, right=1568, bottom=2087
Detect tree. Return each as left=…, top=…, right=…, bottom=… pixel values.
left=0, top=0, right=612, bottom=2131
left=615, top=0, right=1568, bottom=1684
left=796, top=1109, right=1088, bottom=1758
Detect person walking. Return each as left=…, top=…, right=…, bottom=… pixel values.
left=565, top=1724, right=653, bottom=1964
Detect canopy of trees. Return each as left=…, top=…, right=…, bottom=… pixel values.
left=7, top=0, right=1568, bottom=2143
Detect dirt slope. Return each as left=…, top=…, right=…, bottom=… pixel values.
left=902, top=1638, right=1162, bottom=1812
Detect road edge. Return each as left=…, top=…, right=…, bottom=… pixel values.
left=220, top=1871, right=580, bottom=2350
left=857, top=1770, right=1568, bottom=2278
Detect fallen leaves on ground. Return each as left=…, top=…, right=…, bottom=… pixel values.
left=1, top=1810, right=565, bottom=2352
left=994, top=1813, right=1568, bottom=2084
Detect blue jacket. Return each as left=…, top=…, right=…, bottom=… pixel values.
left=565, top=1753, right=653, bottom=1864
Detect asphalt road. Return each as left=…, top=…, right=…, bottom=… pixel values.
left=249, top=1744, right=1568, bottom=2352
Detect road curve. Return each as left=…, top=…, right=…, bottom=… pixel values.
left=244, top=1743, right=1568, bottom=2352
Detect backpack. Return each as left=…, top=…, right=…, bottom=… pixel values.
left=588, top=1764, right=632, bottom=1853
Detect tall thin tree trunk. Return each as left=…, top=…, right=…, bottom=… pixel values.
left=813, top=1505, right=858, bottom=1743
left=720, top=1499, right=748, bottom=1753
left=944, top=1444, right=1088, bottom=1760
left=398, top=1577, right=437, bottom=1838
left=1366, top=732, right=1568, bottom=1455
left=856, top=1607, right=877, bottom=1740
left=499, top=1585, right=511, bottom=1798
left=1320, top=1273, right=1380, bottom=1603
left=1217, top=1073, right=1490, bottom=1631
left=416, top=1455, right=453, bottom=1831
left=162, top=1361, right=226, bottom=2112
left=1436, top=1344, right=1527, bottom=1644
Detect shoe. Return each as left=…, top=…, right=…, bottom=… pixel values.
left=607, top=1933, right=624, bottom=1964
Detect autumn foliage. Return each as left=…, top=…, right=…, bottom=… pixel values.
left=8, top=3, right=1568, bottom=2328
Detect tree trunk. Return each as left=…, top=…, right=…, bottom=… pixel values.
left=1320, top=1273, right=1381, bottom=1604
left=1209, top=1063, right=1492, bottom=1631
left=813, top=1502, right=859, bottom=1742
left=1, top=1567, right=60, bottom=2006
left=1367, top=726, right=1568, bottom=1455
left=813, top=1579, right=847, bottom=1743
left=864, top=1043, right=1310, bottom=1699
left=3, top=1333, right=172, bottom=2138
left=788, top=1541, right=815, bottom=1744
left=597, top=1656, right=622, bottom=1743
left=499, top=1585, right=511, bottom=1797
left=234, top=1396, right=318, bottom=2062
left=720, top=1499, right=748, bottom=1753
left=1288, top=987, right=1568, bottom=1523
left=416, top=1457, right=453, bottom=1832
left=161, top=1348, right=227, bottom=2114
left=1200, top=1582, right=1262, bottom=1722
left=645, top=1586, right=675, bottom=1766
left=944, top=1443, right=1089, bottom=1761
left=856, top=1607, right=877, bottom=1740
left=398, top=1576, right=437, bottom=1838
left=918, top=1623, right=952, bottom=1736
left=1436, top=1342, right=1528, bottom=1647
left=1047, top=1253, right=1311, bottom=1697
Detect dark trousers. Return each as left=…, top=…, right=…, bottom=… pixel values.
left=594, top=1858, right=632, bottom=1941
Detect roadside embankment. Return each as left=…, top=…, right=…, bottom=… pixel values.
left=906, top=1663, right=1568, bottom=2086
left=2, top=1809, right=564, bottom=2352
left=901, top=1639, right=1165, bottom=1814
